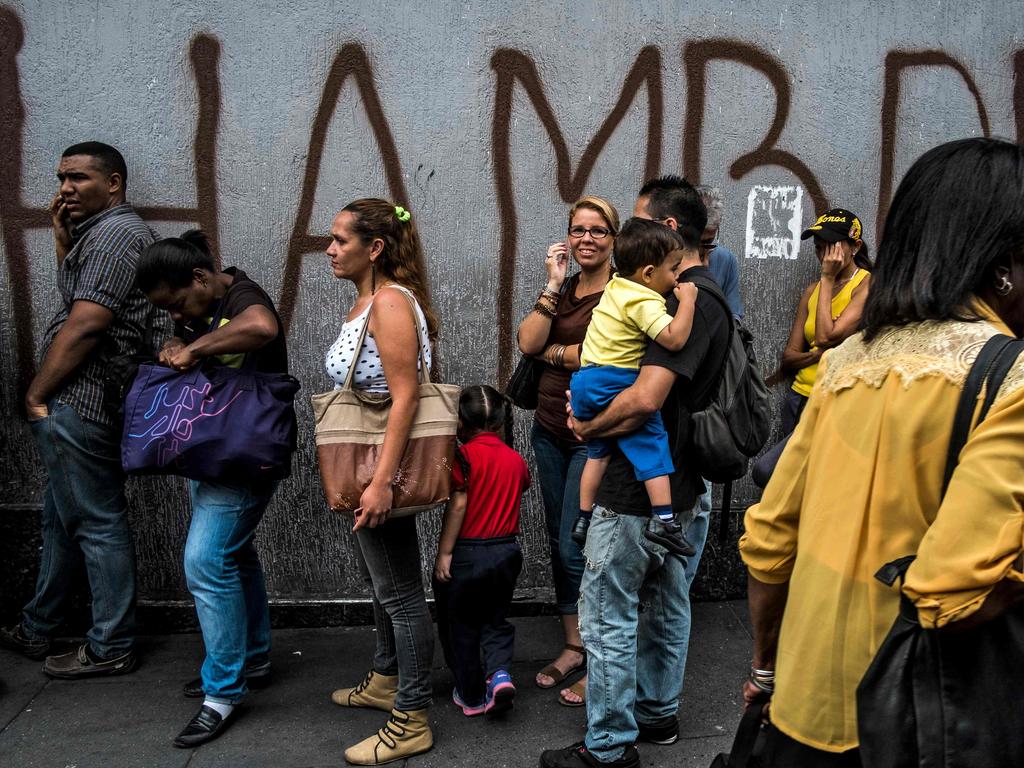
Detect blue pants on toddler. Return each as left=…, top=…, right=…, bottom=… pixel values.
left=569, top=365, right=674, bottom=481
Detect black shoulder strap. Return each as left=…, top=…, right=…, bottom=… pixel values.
left=941, top=334, right=1017, bottom=495
left=877, top=333, right=1021, bottom=587
left=680, top=273, right=735, bottom=394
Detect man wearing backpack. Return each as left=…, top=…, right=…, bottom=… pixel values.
left=540, top=176, right=732, bottom=768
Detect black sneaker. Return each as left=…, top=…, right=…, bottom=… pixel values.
left=540, top=742, right=640, bottom=767
left=643, top=519, right=696, bottom=557
left=570, top=516, right=590, bottom=549
left=0, top=623, right=51, bottom=661
left=637, top=715, right=679, bottom=745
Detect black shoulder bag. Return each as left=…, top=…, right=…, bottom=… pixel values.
left=856, top=333, right=1024, bottom=768
left=505, top=273, right=574, bottom=410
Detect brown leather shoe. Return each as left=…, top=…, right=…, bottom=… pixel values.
left=43, top=643, right=136, bottom=679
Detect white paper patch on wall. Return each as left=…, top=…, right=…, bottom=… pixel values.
left=744, top=185, right=803, bottom=259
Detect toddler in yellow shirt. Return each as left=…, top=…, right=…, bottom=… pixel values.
left=569, top=217, right=698, bottom=556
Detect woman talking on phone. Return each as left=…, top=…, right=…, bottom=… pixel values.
left=322, top=199, right=440, bottom=765
left=752, top=209, right=871, bottom=487
left=517, top=195, right=618, bottom=707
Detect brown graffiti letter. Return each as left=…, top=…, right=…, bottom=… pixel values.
left=878, top=51, right=990, bottom=235
left=1014, top=50, right=1024, bottom=145
left=137, top=34, right=222, bottom=260
left=280, top=43, right=408, bottom=330
left=490, top=47, right=663, bottom=384
left=683, top=39, right=827, bottom=215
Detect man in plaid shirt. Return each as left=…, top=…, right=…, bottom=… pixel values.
left=0, top=142, right=155, bottom=678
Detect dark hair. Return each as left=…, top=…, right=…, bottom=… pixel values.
left=613, top=217, right=689, bottom=274
left=458, top=385, right=509, bottom=436
left=341, top=199, right=439, bottom=342
left=862, top=137, right=1024, bottom=341
left=136, top=229, right=215, bottom=293
left=62, top=141, right=127, bottom=186
left=853, top=242, right=873, bottom=272
left=638, top=174, right=708, bottom=246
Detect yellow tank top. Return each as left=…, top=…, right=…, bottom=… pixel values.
left=792, top=269, right=869, bottom=397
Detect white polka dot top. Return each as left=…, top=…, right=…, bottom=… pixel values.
left=325, top=285, right=432, bottom=392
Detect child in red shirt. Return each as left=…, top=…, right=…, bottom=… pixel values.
left=433, top=385, right=530, bottom=717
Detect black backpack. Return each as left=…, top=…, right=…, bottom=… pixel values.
left=683, top=274, right=771, bottom=483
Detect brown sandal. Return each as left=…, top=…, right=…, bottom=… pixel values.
left=535, top=644, right=586, bottom=689
left=558, top=678, right=586, bottom=707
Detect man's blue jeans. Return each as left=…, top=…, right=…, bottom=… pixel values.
left=579, top=504, right=706, bottom=762
left=185, top=480, right=275, bottom=704
left=23, top=402, right=136, bottom=658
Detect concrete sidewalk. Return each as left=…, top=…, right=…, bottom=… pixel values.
left=0, top=601, right=752, bottom=768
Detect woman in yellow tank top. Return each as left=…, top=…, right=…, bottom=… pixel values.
left=752, top=209, right=872, bottom=489
left=779, top=208, right=872, bottom=433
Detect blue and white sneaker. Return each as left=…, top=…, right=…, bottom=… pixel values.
left=484, top=669, right=515, bottom=716
left=452, top=687, right=486, bottom=717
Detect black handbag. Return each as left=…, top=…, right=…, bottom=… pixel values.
left=505, top=354, right=544, bottom=410
left=856, top=334, right=1024, bottom=768
left=711, top=691, right=768, bottom=767
left=504, top=273, right=574, bottom=410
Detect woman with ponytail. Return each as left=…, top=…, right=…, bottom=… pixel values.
left=322, top=199, right=439, bottom=765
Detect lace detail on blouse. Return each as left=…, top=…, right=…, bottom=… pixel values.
left=818, top=319, right=1024, bottom=404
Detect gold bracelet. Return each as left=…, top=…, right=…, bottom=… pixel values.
left=557, top=344, right=566, bottom=368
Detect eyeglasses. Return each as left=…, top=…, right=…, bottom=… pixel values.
left=568, top=225, right=612, bottom=240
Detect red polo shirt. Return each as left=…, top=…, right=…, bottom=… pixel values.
left=451, top=431, right=530, bottom=539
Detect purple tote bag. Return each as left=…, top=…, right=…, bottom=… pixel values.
left=121, top=362, right=300, bottom=484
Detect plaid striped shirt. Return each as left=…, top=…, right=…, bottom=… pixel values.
left=40, top=203, right=157, bottom=426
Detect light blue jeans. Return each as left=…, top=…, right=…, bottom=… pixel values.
left=579, top=501, right=708, bottom=762
left=23, top=402, right=136, bottom=658
left=185, top=479, right=275, bottom=704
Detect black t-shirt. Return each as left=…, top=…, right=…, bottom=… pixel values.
left=594, top=265, right=731, bottom=516
left=175, top=267, right=289, bottom=373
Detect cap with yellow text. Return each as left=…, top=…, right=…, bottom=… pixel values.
left=800, top=208, right=862, bottom=243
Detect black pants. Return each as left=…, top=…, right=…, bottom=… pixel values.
left=433, top=536, right=522, bottom=705
left=752, top=389, right=808, bottom=489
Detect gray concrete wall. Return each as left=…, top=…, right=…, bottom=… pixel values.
left=1, top=0, right=1021, bottom=618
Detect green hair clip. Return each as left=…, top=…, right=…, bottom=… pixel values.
left=394, top=206, right=411, bottom=222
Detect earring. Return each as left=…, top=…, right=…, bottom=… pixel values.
left=371, top=263, right=376, bottom=294
left=996, top=274, right=1013, bottom=296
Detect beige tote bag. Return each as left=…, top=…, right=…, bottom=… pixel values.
left=312, top=289, right=459, bottom=516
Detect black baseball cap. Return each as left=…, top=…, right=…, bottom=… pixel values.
left=801, top=208, right=863, bottom=243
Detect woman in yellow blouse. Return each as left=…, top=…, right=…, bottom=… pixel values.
left=740, top=137, right=1024, bottom=767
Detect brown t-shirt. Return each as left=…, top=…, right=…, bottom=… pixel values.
left=534, top=273, right=605, bottom=441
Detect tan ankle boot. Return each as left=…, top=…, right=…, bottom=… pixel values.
left=343, top=707, right=433, bottom=765
left=331, top=670, right=398, bottom=711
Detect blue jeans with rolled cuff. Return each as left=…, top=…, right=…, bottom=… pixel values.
left=185, top=479, right=275, bottom=704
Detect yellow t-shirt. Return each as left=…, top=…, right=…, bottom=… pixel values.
left=792, top=269, right=869, bottom=397
left=580, top=274, right=673, bottom=369
left=740, top=301, right=1024, bottom=752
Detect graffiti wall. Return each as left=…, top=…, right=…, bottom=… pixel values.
left=1, top=0, right=1021, bottom=613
